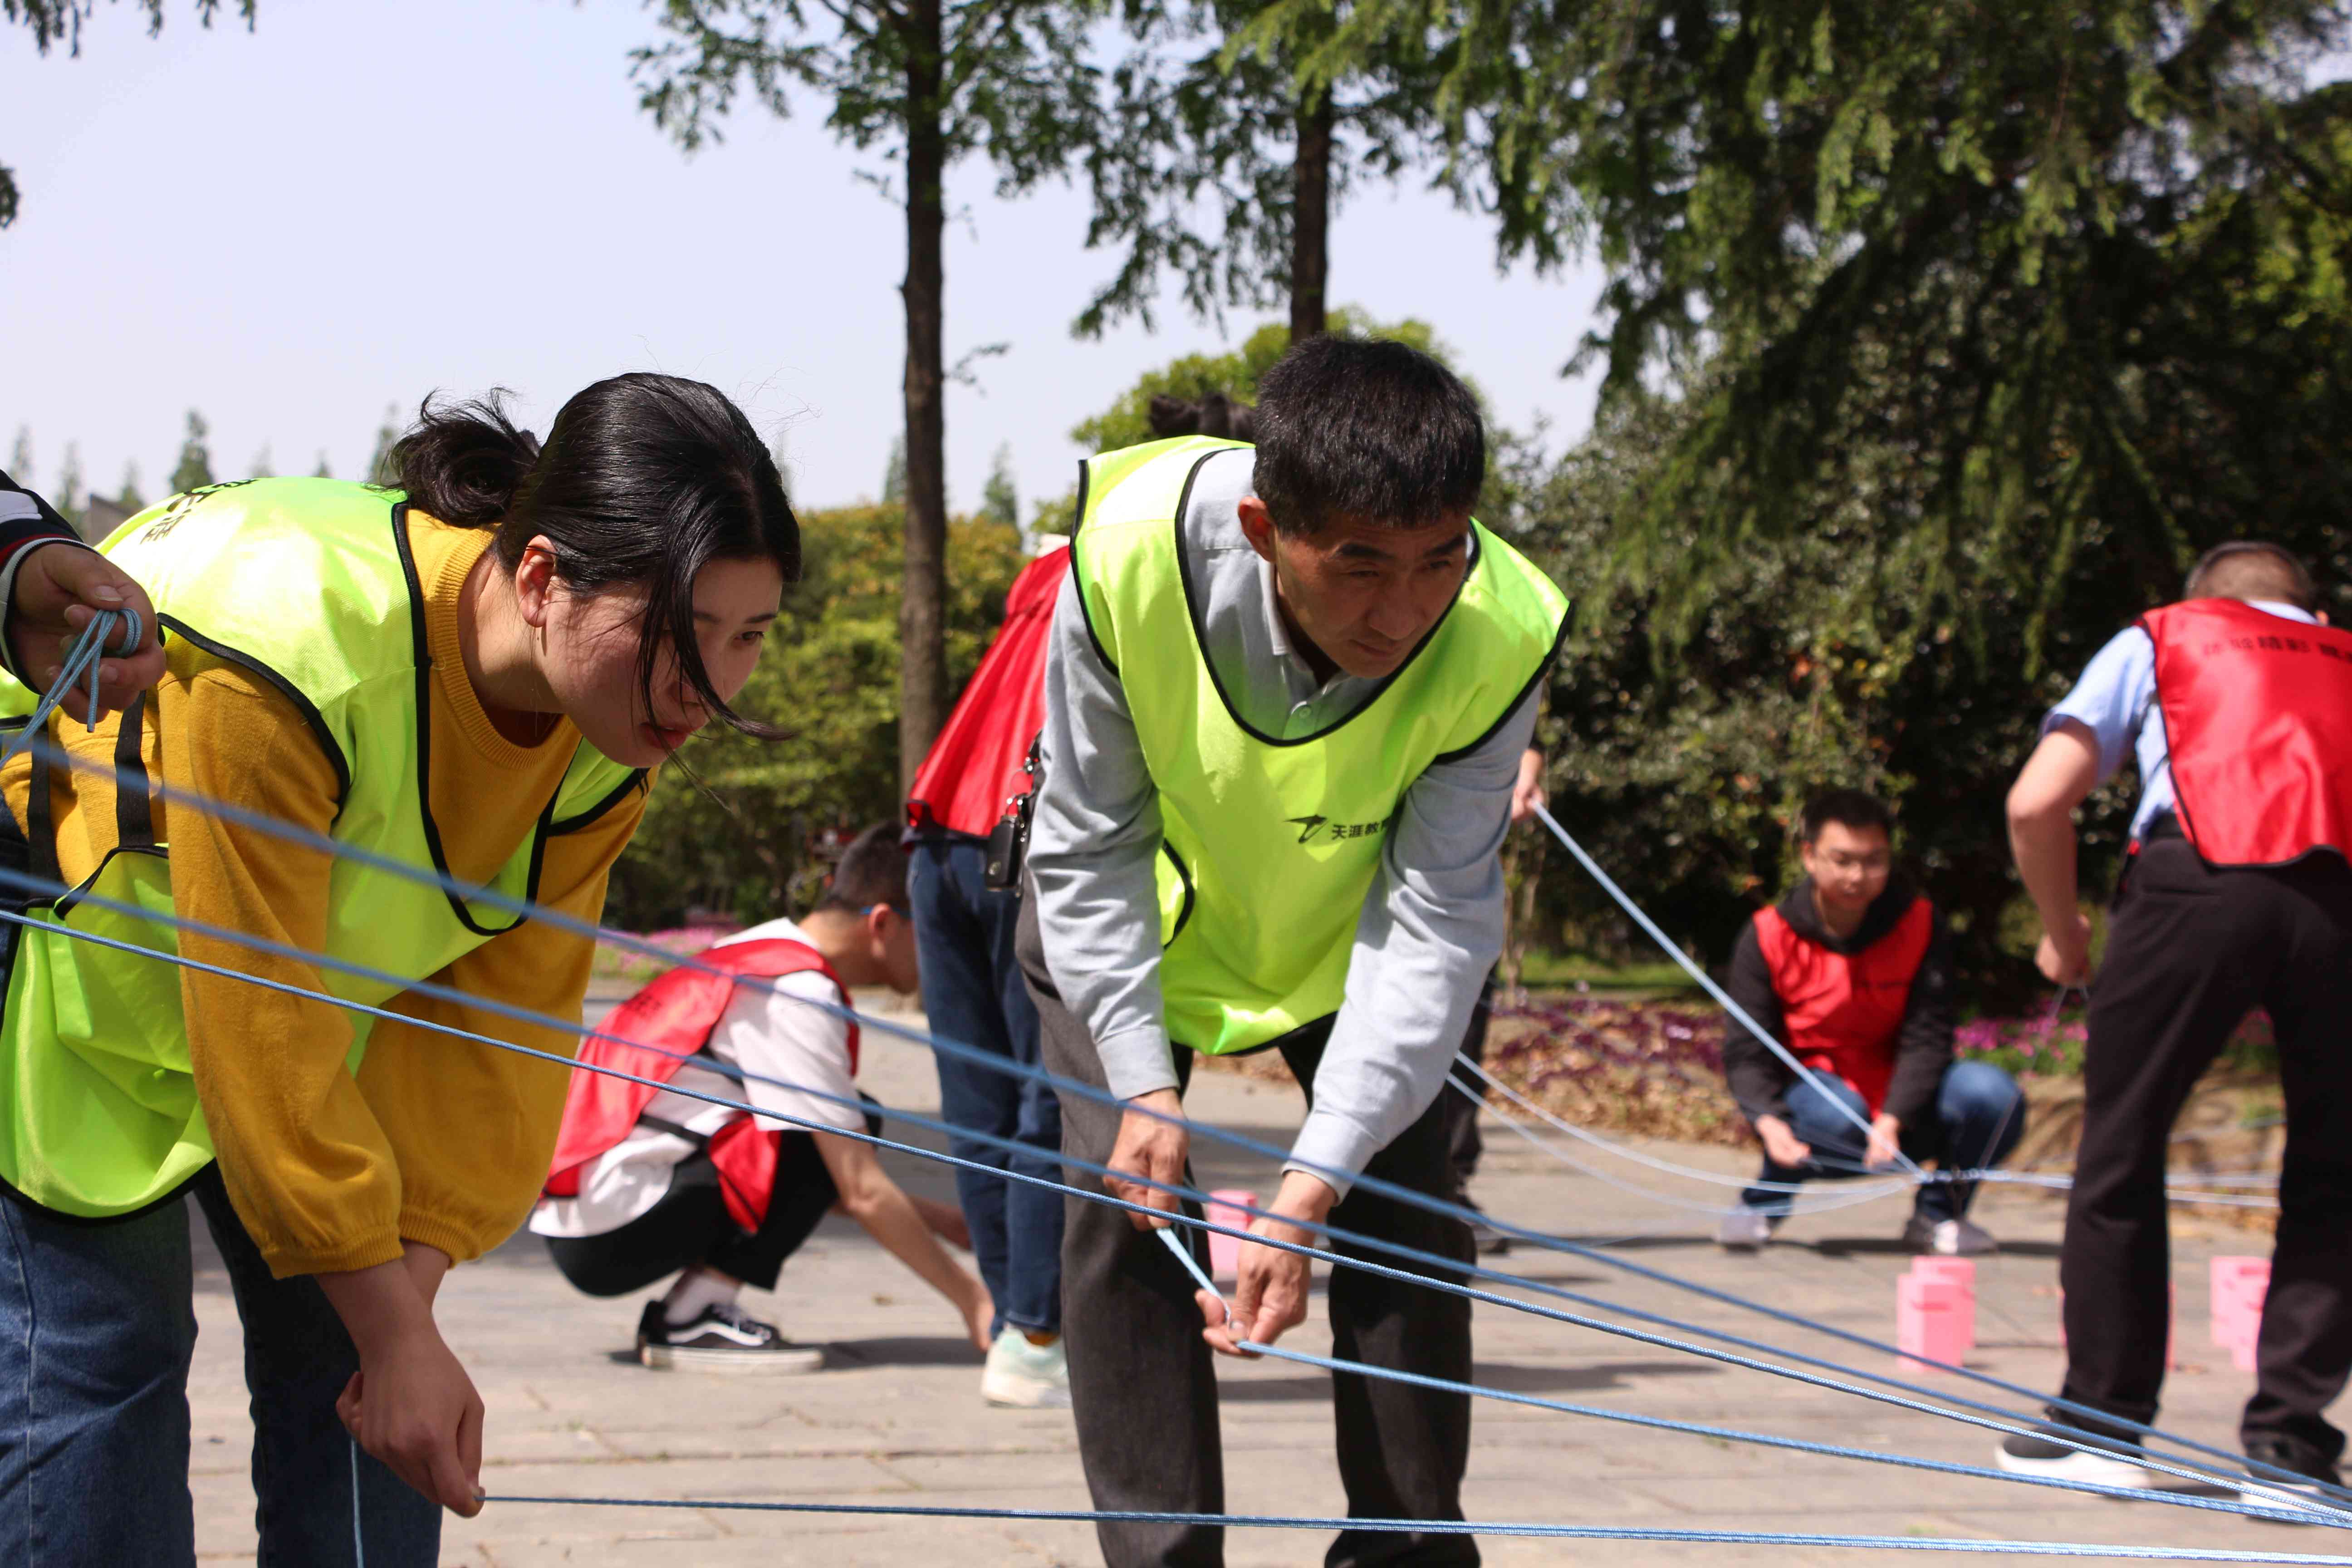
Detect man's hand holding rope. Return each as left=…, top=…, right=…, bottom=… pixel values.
left=1200, top=1170, right=1335, bottom=1357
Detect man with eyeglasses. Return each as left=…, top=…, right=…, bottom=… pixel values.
left=1714, top=789, right=2026, bottom=1256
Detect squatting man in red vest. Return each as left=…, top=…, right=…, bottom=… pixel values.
left=1997, top=542, right=2352, bottom=1497
left=1715, top=789, right=2027, bottom=1256
left=530, top=824, right=992, bottom=1369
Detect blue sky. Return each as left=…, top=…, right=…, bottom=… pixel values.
left=1, top=0, right=1606, bottom=517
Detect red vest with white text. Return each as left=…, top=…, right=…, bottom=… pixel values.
left=2138, top=598, right=2352, bottom=869
left=906, top=546, right=1071, bottom=838
left=542, top=939, right=860, bottom=1232
left=1752, top=896, right=1933, bottom=1116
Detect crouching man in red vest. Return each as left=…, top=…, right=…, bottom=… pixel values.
left=1716, top=790, right=2027, bottom=1256
left=1998, top=543, right=2352, bottom=1496
left=531, top=824, right=993, bottom=1370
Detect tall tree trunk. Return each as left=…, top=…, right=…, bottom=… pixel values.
left=898, top=0, right=950, bottom=792
left=1291, top=90, right=1333, bottom=344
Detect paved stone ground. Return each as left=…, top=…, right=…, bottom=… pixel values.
left=186, top=995, right=2320, bottom=1566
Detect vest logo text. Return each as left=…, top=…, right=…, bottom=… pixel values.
left=1288, top=813, right=1388, bottom=846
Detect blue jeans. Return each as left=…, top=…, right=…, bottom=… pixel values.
left=0, top=1167, right=439, bottom=1567
left=1741, top=1060, right=2028, bottom=1222
left=909, top=836, right=1063, bottom=1334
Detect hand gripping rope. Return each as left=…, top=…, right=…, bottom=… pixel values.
left=4, top=735, right=2341, bottom=1537
left=0, top=608, right=142, bottom=768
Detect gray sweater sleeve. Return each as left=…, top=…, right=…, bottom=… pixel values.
left=1288, top=689, right=1538, bottom=1194
left=1026, top=568, right=1179, bottom=1102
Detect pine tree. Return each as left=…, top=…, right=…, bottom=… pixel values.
left=55, top=443, right=83, bottom=527
left=313, top=451, right=333, bottom=479
left=881, top=436, right=907, bottom=507
left=168, top=410, right=214, bottom=495
left=118, top=462, right=145, bottom=513
left=248, top=444, right=272, bottom=480
left=980, top=443, right=1019, bottom=531
left=366, top=406, right=401, bottom=486
left=7, top=426, right=29, bottom=487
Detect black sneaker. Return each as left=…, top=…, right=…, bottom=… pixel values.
left=2243, top=1437, right=2347, bottom=1523
left=635, top=1298, right=826, bottom=1374
left=1994, top=1424, right=2154, bottom=1491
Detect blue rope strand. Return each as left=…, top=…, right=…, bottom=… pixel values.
left=0, top=608, right=142, bottom=768
left=0, top=888, right=2325, bottom=1522
left=477, top=1497, right=2352, bottom=1561
left=6, top=737, right=2329, bottom=1506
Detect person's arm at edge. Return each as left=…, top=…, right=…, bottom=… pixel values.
left=0, top=473, right=165, bottom=717
left=813, top=1132, right=993, bottom=1349
left=2007, top=722, right=2103, bottom=984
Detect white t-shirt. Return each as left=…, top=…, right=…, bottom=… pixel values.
left=529, top=918, right=862, bottom=1239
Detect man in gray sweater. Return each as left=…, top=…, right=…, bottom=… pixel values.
left=1016, top=337, right=1568, bottom=1568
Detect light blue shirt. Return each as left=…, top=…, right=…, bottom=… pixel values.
left=2044, top=600, right=2320, bottom=838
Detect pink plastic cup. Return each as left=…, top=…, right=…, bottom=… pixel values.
left=1899, top=1275, right=1970, bottom=1372
left=1909, top=1259, right=1977, bottom=1356
left=1204, top=1189, right=1259, bottom=1280
left=2212, top=1257, right=2270, bottom=1347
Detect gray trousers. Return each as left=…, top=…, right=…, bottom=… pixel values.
left=1017, top=892, right=1478, bottom=1568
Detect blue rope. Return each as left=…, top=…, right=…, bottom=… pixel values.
left=349, top=1437, right=365, bottom=1568
left=6, top=737, right=2333, bottom=1507
left=0, top=886, right=2327, bottom=1523
left=478, top=1497, right=2352, bottom=1561
left=0, top=608, right=142, bottom=767
left=1147, top=1230, right=2330, bottom=1527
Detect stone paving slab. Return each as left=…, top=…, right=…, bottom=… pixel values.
left=182, top=1000, right=2318, bottom=1566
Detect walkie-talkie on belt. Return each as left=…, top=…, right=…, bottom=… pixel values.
left=983, top=735, right=1044, bottom=892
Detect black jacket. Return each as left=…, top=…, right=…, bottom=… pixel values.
left=1719, top=878, right=1956, bottom=1128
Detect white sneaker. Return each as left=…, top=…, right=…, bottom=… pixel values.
left=980, top=1327, right=1071, bottom=1408
left=1996, top=1429, right=2154, bottom=1490
left=1716, top=1207, right=1778, bottom=1250
left=1906, top=1215, right=1998, bottom=1255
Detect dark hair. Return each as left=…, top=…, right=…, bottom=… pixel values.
left=814, top=823, right=911, bottom=914
left=1250, top=336, right=1484, bottom=538
left=389, top=373, right=800, bottom=738
left=2184, top=541, right=2318, bottom=613
left=1799, top=789, right=1894, bottom=845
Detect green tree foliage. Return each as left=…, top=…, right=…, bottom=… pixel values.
left=168, top=409, right=213, bottom=495
left=54, top=442, right=83, bottom=528
left=312, top=450, right=332, bottom=479
left=3, top=0, right=255, bottom=227
left=605, top=504, right=1030, bottom=928
left=629, top=0, right=1106, bottom=789
left=247, top=444, right=270, bottom=480
left=1379, top=0, right=2352, bottom=660
left=365, top=405, right=400, bottom=487
left=880, top=434, right=907, bottom=506
left=980, top=441, right=1019, bottom=529
left=7, top=427, right=29, bottom=486
left=116, top=461, right=144, bottom=512
left=1076, top=0, right=1446, bottom=340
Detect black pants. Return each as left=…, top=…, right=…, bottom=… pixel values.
left=1440, top=971, right=1496, bottom=1199
left=544, top=1138, right=840, bottom=1297
left=1018, top=891, right=1476, bottom=1568
left=2058, top=834, right=2352, bottom=1464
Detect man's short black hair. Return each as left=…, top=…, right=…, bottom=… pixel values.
left=1799, top=789, right=1894, bottom=845
left=1250, top=336, right=1485, bottom=539
left=813, top=823, right=910, bottom=914
left=2184, top=541, right=2319, bottom=613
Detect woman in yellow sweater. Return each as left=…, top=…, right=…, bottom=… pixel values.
left=0, top=373, right=797, bottom=1567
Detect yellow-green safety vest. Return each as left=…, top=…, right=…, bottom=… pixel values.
left=0, top=479, right=642, bottom=1219
left=1070, top=437, right=1569, bottom=1058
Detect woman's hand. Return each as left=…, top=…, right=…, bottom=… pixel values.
left=317, top=1256, right=485, bottom=1517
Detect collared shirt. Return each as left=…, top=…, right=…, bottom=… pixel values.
left=2045, top=600, right=2321, bottom=838
left=1027, top=447, right=1539, bottom=1195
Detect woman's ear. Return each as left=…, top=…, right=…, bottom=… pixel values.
left=513, top=537, right=560, bottom=630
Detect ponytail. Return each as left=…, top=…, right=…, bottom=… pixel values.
left=386, top=394, right=543, bottom=526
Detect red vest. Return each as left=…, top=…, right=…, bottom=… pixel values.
left=2139, top=598, right=2352, bottom=868
left=542, top=939, right=860, bottom=1232
left=1752, top=896, right=1933, bottom=1116
left=906, top=545, right=1071, bottom=838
